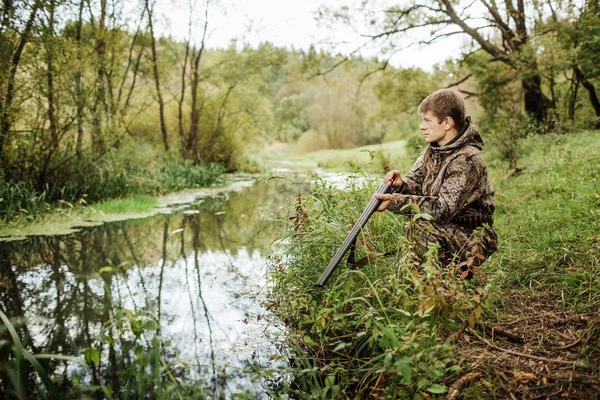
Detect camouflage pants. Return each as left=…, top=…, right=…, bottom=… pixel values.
left=403, top=220, right=498, bottom=268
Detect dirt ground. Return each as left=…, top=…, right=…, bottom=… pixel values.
left=450, top=292, right=600, bottom=399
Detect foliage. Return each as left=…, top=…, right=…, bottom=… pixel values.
left=320, top=0, right=600, bottom=129
left=0, top=142, right=226, bottom=222
left=268, top=171, right=496, bottom=398
left=0, top=297, right=209, bottom=398
left=269, top=129, right=600, bottom=397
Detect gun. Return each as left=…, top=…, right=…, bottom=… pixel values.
left=315, top=182, right=391, bottom=287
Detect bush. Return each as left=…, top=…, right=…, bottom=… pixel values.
left=267, top=173, right=495, bottom=398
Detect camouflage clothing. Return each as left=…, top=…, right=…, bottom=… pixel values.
left=388, top=117, right=498, bottom=266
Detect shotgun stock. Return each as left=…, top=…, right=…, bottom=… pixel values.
left=315, top=183, right=391, bottom=287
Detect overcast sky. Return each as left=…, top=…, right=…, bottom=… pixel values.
left=156, top=0, right=465, bottom=71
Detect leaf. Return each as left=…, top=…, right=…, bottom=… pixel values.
left=98, top=267, right=113, bottom=274
left=333, top=342, right=350, bottom=352
left=384, top=352, right=393, bottom=367
left=418, top=378, right=430, bottom=390
left=396, top=356, right=412, bottom=385
left=413, top=213, right=433, bottom=221
left=400, top=203, right=421, bottom=213
left=142, top=319, right=160, bottom=331
left=426, top=384, right=448, bottom=394
left=303, top=336, right=318, bottom=346
left=468, top=312, right=476, bottom=329
left=84, top=348, right=100, bottom=365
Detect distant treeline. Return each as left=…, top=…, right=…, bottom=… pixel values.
left=1, top=1, right=599, bottom=196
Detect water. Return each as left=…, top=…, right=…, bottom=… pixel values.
left=0, top=176, right=307, bottom=397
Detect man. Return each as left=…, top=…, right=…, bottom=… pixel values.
left=374, top=89, right=498, bottom=272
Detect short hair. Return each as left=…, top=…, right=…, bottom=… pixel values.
left=418, top=89, right=466, bottom=131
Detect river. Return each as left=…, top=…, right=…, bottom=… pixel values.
left=0, top=174, right=314, bottom=397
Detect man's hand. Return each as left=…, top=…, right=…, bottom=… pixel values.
left=374, top=193, right=392, bottom=212
left=384, top=170, right=403, bottom=189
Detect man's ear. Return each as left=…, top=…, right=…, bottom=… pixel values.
left=444, top=116, right=455, bottom=130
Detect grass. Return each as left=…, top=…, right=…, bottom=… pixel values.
left=92, top=195, right=158, bottom=214
left=256, top=140, right=410, bottom=172
left=268, top=129, right=600, bottom=398
left=0, top=143, right=227, bottom=223
left=0, top=297, right=209, bottom=398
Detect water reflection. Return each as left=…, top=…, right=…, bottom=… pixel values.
left=0, top=177, right=301, bottom=397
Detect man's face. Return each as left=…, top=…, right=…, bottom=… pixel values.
left=419, top=110, right=455, bottom=146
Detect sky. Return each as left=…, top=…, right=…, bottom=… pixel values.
left=156, top=0, right=466, bottom=71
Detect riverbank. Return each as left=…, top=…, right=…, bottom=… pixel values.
left=1, top=139, right=407, bottom=242
left=269, top=130, right=600, bottom=398
left=0, top=143, right=227, bottom=224
left=256, top=139, right=409, bottom=172
left=0, top=177, right=256, bottom=242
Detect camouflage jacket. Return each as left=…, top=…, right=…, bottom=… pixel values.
left=388, top=117, right=495, bottom=225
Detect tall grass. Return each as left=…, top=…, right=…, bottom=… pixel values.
left=0, top=297, right=209, bottom=398
left=268, top=130, right=600, bottom=397
left=0, top=310, right=85, bottom=398
left=268, top=172, right=493, bottom=398
left=0, top=143, right=227, bottom=222
left=488, top=131, right=600, bottom=306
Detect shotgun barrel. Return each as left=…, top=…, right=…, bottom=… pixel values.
left=315, top=182, right=391, bottom=287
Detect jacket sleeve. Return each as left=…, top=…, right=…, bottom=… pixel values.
left=392, top=154, right=425, bottom=195
left=387, top=153, right=484, bottom=223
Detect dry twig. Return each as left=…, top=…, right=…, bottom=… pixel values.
left=472, top=331, right=586, bottom=367
left=447, top=371, right=482, bottom=400
left=485, top=325, right=525, bottom=344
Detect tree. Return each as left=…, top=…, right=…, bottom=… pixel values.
left=321, top=0, right=569, bottom=123
left=568, top=0, right=600, bottom=127
left=145, top=0, right=169, bottom=151
left=0, top=0, right=41, bottom=172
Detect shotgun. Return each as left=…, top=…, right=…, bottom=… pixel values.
left=315, top=182, right=391, bottom=287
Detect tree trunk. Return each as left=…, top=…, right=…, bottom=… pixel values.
left=75, top=0, right=85, bottom=158
left=40, top=0, right=58, bottom=186
left=188, top=56, right=202, bottom=160
left=146, top=0, right=169, bottom=151
left=91, top=0, right=107, bottom=154
left=183, top=0, right=210, bottom=160
left=574, top=67, right=600, bottom=129
left=178, top=34, right=191, bottom=148
left=117, top=7, right=146, bottom=121
left=0, top=1, right=40, bottom=169
left=521, top=74, right=548, bottom=123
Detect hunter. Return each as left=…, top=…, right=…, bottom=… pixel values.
left=374, top=89, right=498, bottom=272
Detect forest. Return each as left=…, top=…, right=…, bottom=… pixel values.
left=1, top=0, right=598, bottom=219
left=1, top=0, right=599, bottom=398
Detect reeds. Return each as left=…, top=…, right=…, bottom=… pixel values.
left=0, top=147, right=226, bottom=222
left=0, top=310, right=85, bottom=398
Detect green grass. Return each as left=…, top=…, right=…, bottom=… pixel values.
left=268, top=129, right=600, bottom=398
left=92, top=195, right=158, bottom=214
left=257, top=140, right=410, bottom=172
left=490, top=131, right=600, bottom=298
